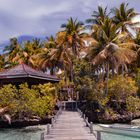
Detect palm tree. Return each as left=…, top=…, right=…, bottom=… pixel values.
left=4, top=38, right=21, bottom=68
left=61, top=17, right=85, bottom=58
left=50, top=44, right=72, bottom=78
left=86, top=6, right=109, bottom=25
left=21, top=39, right=42, bottom=68
left=133, top=29, right=140, bottom=67
left=37, top=36, right=58, bottom=74
left=60, top=17, right=87, bottom=83
left=87, top=18, right=136, bottom=94
left=10, top=39, right=41, bottom=68
left=38, top=40, right=72, bottom=76
left=112, top=3, right=139, bottom=33
left=45, top=36, right=56, bottom=49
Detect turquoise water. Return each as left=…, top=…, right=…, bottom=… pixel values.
left=95, top=124, right=140, bottom=140
left=0, top=124, right=140, bottom=140
left=102, top=132, right=140, bottom=140
left=0, top=125, right=46, bottom=140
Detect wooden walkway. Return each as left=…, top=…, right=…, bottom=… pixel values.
left=45, top=111, right=97, bottom=140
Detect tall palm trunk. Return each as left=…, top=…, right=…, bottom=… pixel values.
left=105, top=61, right=109, bottom=94
left=64, top=66, right=67, bottom=84
left=70, top=64, right=74, bottom=82
left=121, top=64, right=124, bottom=76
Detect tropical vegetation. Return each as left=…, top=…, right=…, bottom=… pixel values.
left=0, top=2, right=140, bottom=124
left=0, top=83, right=57, bottom=124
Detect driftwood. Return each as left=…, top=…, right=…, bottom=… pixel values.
left=0, top=107, right=11, bottom=124
left=2, top=114, right=11, bottom=124
left=0, top=107, right=8, bottom=114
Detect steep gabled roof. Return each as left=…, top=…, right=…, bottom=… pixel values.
left=0, top=63, right=59, bottom=82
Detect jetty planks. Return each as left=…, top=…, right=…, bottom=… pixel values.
left=45, top=111, right=97, bottom=140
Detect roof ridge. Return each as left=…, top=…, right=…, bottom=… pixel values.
left=0, top=63, right=60, bottom=82
left=22, top=63, right=57, bottom=78
left=21, top=63, right=29, bottom=74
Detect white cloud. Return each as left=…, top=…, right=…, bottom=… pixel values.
left=133, top=15, right=140, bottom=22
left=0, top=0, right=139, bottom=42
left=0, top=0, right=77, bottom=42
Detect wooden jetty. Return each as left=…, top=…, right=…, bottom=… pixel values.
left=44, top=111, right=97, bottom=140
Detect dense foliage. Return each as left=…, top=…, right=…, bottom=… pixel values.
left=0, top=83, right=57, bottom=120
left=0, top=3, right=140, bottom=123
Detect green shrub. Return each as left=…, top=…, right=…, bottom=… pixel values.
left=136, top=68, right=140, bottom=96
left=108, top=75, right=138, bottom=100
left=126, top=96, right=140, bottom=113
left=0, top=83, right=57, bottom=119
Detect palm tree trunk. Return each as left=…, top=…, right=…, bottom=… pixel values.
left=122, top=64, right=124, bottom=76
left=112, top=67, right=115, bottom=76
left=64, top=66, right=67, bottom=84
left=70, top=64, right=74, bottom=82
left=105, top=62, right=109, bottom=95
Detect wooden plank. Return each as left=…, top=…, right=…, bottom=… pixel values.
left=44, top=111, right=97, bottom=140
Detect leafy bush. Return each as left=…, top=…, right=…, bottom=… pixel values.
left=108, top=75, right=138, bottom=100
left=126, top=96, right=140, bottom=113
left=136, top=68, right=140, bottom=96
left=0, top=83, right=57, bottom=119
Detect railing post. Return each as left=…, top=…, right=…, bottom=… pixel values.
left=51, top=117, right=54, bottom=127
left=78, top=109, right=81, bottom=116
left=90, top=122, right=93, bottom=133
left=80, top=111, right=83, bottom=118
left=60, top=108, right=62, bottom=115
left=86, top=117, right=88, bottom=127
left=83, top=114, right=85, bottom=121
left=54, top=115, right=56, bottom=122
left=40, top=132, right=44, bottom=140
left=80, top=111, right=82, bottom=117
left=56, top=113, right=58, bottom=119
left=80, top=110, right=81, bottom=116
left=97, top=131, right=101, bottom=140
left=47, top=124, right=50, bottom=135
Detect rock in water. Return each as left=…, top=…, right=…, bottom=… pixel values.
left=131, top=119, right=140, bottom=126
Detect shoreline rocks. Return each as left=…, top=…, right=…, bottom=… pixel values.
left=131, top=119, right=140, bottom=126
left=0, top=118, right=51, bottom=128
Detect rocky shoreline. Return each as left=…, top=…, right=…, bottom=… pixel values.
left=131, top=118, right=140, bottom=126
left=0, top=114, right=140, bottom=128
left=84, top=111, right=140, bottom=124
left=78, top=100, right=140, bottom=124
left=0, top=117, right=51, bottom=128
left=0, top=118, right=51, bottom=128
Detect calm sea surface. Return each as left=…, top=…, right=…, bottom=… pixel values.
left=101, top=132, right=140, bottom=140
left=96, top=124, right=140, bottom=140
left=0, top=124, right=140, bottom=140
left=0, top=125, right=46, bottom=140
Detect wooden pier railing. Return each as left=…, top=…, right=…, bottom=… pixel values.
left=40, top=108, right=62, bottom=140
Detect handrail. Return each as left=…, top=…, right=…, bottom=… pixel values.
left=77, top=108, right=140, bottom=140
left=77, top=108, right=89, bottom=126
left=77, top=108, right=101, bottom=140
left=40, top=108, right=62, bottom=140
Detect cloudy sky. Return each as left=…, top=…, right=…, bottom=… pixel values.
left=0, top=0, right=140, bottom=43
